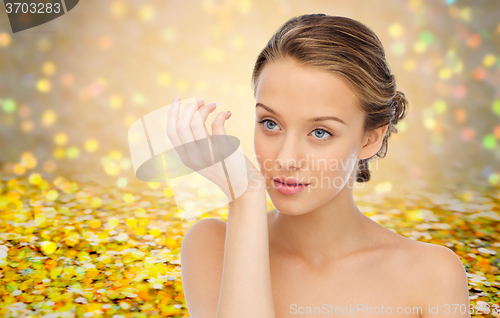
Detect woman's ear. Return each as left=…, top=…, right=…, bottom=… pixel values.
left=358, top=124, right=389, bottom=160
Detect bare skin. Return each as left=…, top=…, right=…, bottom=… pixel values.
left=178, top=57, right=470, bottom=318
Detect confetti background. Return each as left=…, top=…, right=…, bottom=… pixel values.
left=0, top=0, right=499, bottom=317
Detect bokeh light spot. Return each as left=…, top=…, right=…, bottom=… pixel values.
left=389, top=23, right=404, bottom=38
left=483, top=134, right=496, bottom=150
left=483, top=54, right=496, bottom=68
left=42, top=61, right=56, bottom=76
left=41, top=109, right=57, bottom=127
left=109, top=95, right=123, bottom=109
left=492, top=99, right=500, bottom=116
left=21, top=151, right=37, bottom=169
left=433, top=100, right=447, bottom=115
left=85, top=139, right=99, bottom=152
left=36, top=78, right=52, bottom=93
left=54, top=132, right=68, bottom=146
left=2, top=98, right=16, bottom=113
left=0, top=32, right=11, bottom=47
left=66, top=147, right=80, bottom=159
left=117, top=177, right=128, bottom=188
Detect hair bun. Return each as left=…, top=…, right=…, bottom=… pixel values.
left=391, top=90, right=409, bottom=126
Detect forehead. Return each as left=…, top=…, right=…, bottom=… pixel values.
left=255, top=58, right=363, bottom=122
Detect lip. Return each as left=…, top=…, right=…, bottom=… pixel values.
left=272, top=177, right=310, bottom=196
left=273, top=177, right=310, bottom=185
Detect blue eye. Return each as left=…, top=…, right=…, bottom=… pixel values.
left=259, top=119, right=280, bottom=130
left=258, top=118, right=334, bottom=140
left=311, top=129, right=332, bottom=139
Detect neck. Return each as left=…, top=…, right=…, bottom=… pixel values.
left=268, top=177, right=372, bottom=269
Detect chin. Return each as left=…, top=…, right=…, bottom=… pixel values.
left=267, top=189, right=315, bottom=216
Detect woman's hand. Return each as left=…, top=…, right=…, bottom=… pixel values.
left=166, top=95, right=266, bottom=201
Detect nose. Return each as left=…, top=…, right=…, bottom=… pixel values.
left=275, top=134, right=305, bottom=171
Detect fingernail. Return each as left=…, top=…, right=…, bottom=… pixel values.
left=174, top=95, right=179, bottom=102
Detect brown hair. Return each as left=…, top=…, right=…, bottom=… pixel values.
left=251, top=14, right=409, bottom=182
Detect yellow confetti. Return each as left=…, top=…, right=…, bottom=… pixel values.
left=29, top=173, right=42, bottom=185
left=148, top=182, right=160, bottom=189
left=134, top=208, right=146, bottom=217
left=108, top=217, right=120, bottom=229
left=89, top=219, right=101, bottom=229
left=164, top=188, right=173, bottom=197
left=149, top=228, right=161, bottom=238
left=123, top=193, right=135, bottom=203
left=126, top=218, right=137, bottom=228
left=65, top=233, right=81, bottom=247
left=91, top=197, right=102, bottom=208
left=45, top=189, right=59, bottom=201
left=39, top=241, right=57, bottom=255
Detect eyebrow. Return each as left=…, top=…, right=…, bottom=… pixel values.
left=256, top=102, right=349, bottom=126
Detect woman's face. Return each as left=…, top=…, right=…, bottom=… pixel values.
left=254, top=57, right=372, bottom=215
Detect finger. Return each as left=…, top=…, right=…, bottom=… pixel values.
left=211, top=111, right=231, bottom=135
left=198, top=103, right=217, bottom=123
left=211, top=111, right=232, bottom=163
left=177, top=100, right=204, bottom=145
left=166, top=95, right=182, bottom=148
left=192, top=103, right=216, bottom=141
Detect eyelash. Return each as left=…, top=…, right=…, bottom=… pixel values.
left=257, top=117, right=334, bottom=140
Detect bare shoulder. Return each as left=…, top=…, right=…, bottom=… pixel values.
left=367, top=217, right=465, bottom=273
left=368, top=224, right=469, bottom=315
left=181, top=217, right=227, bottom=269
left=380, top=227, right=466, bottom=280
left=180, top=218, right=227, bottom=318
left=182, top=218, right=227, bottom=249
left=393, top=237, right=470, bottom=314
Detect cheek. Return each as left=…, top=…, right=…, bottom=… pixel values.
left=307, top=143, right=358, bottom=184
left=254, top=132, right=273, bottom=171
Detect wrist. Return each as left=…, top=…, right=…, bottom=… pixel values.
left=229, top=186, right=267, bottom=211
